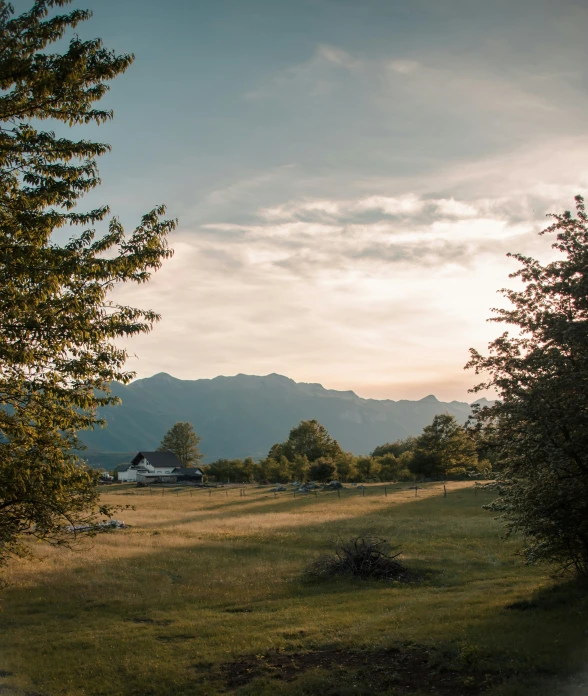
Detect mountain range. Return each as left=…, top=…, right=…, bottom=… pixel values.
left=81, top=372, right=490, bottom=469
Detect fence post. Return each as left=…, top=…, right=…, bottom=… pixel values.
left=415, top=485, right=418, bottom=497
left=384, top=487, right=387, bottom=497
left=444, top=484, right=447, bottom=498
left=362, top=487, right=365, bottom=497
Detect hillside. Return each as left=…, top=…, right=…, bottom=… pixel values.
left=81, top=372, right=490, bottom=468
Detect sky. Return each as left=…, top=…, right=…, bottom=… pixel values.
left=47, top=0, right=588, bottom=401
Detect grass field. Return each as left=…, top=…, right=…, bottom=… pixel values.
left=0, top=482, right=587, bottom=696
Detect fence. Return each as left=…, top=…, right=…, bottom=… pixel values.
left=106, top=482, right=485, bottom=502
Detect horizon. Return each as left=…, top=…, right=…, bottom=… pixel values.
left=55, top=0, right=588, bottom=403
left=128, top=369, right=494, bottom=405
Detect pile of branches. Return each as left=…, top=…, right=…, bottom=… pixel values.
left=305, top=536, right=414, bottom=581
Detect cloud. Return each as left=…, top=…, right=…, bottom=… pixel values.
left=244, top=43, right=361, bottom=99
left=353, top=194, right=425, bottom=216
left=114, top=165, right=574, bottom=401
left=244, top=38, right=588, bottom=180
left=434, top=199, right=478, bottom=218
left=121, top=131, right=588, bottom=400
left=388, top=59, right=420, bottom=75
left=315, top=44, right=360, bottom=70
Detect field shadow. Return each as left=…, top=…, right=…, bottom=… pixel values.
left=122, top=482, right=455, bottom=530
left=1, top=485, right=585, bottom=695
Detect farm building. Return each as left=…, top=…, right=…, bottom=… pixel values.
left=114, top=451, right=204, bottom=484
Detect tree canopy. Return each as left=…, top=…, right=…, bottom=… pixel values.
left=468, top=196, right=588, bottom=578
left=272, top=419, right=343, bottom=463
left=0, top=0, right=175, bottom=568
left=158, top=422, right=202, bottom=467
left=370, top=437, right=416, bottom=459
left=410, top=414, right=478, bottom=479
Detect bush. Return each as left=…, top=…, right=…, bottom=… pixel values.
left=305, top=536, right=414, bottom=581
left=308, top=458, right=337, bottom=482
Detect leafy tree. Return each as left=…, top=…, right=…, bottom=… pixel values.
left=290, top=453, right=310, bottom=482
left=355, top=456, right=381, bottom=481
left=371, top=440, right=417, bottom=480
left=271, top=419, right=343, bottom=463
left=204, top=458, right=254, bottom=483
left=158, top=422, right=202, bottom=467
left=242, top=457, right=257, bottom=482
left=376, top=453, right=403, bottom=481
left=410, top=414, right=478, bottom=479
left=468, top=196, right=588, bottom=578
left=309, top=457, right=337, bottom=483
left=333, top=451, right=357, bottom=482
left=467, top=418, right=503, bottom=472
left=203, top=459, right=231, bottom=482
left=371, top=437, right=417, bottom=458
left=396, top=450, right=416, bottom=480
left=267, top=442, right=287, bottom=461
left=0, top=1, right=175, bottom=568
left=262, top=455, right=292, bottom=483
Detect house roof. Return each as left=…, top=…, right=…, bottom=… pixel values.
left=131, top=451, right=183, bottom=468
left=114, top=464, right=131, bottom=472
left=173, top=467, right=204, bottom=476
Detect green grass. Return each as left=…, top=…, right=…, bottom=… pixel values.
left=0, top=482, right=586, bottom=695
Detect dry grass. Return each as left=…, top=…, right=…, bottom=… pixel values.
left=3, top=482, right=471, bottom=586
left=0, top=482, right=586, bottom=696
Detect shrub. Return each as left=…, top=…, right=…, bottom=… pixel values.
left=305, top=536, right=414, bottom=581
left=308, top=458, right=337, bottom=482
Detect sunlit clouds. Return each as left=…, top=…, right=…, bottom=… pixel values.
left=115, top=165, right=584, bottom=401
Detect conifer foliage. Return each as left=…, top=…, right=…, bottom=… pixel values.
left=0, top=1, right=176, bottom=567
left=468, top=196, right=588, bottom=578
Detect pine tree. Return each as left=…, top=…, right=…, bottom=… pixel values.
left=0, top=0, right=176, bottom=568
left=158, top=423, right=202, bottom=467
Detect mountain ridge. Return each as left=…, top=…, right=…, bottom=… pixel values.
left=82, top=372, right=491, bottom=468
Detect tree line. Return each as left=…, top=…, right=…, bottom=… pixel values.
left=200, top=414, right=492, bottom=484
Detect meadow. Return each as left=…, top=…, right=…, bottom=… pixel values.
left=0, top=482, right=586, bottom=696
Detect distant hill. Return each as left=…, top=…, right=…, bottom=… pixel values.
left=81, top=372, right=491, bottom=469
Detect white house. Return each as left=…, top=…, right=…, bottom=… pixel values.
left=114, top=463, right=138, bottom=482
left=114, top=451, right=204, bottom=484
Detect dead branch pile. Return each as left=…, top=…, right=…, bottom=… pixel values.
left=305, top=536, right=414, bottom=581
